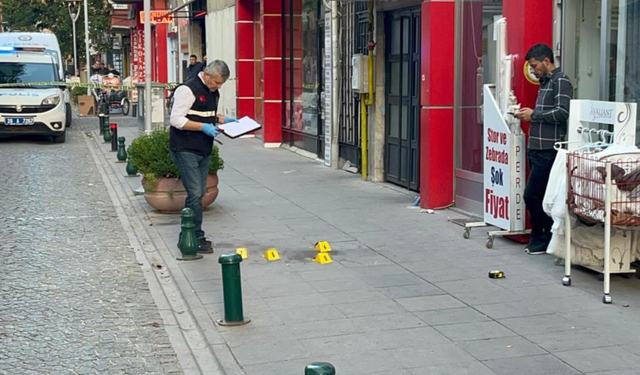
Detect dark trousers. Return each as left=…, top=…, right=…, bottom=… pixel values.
left=524, top=149, right=556, bottom=238
left=170, top=150, right=211, bottom=239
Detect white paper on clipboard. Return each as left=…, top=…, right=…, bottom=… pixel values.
left=218, top=116, right=261, bottom=139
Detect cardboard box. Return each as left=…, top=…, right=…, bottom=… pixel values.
left=77, top=95, right=95, bottom=117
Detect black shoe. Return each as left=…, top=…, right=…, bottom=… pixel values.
left=525, top=232, right=543, bottom=252
left=526, top=234, right=550, bottom=255
left=198, top=238, right=214, bottom=254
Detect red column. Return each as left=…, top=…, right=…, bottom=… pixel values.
left=503, top=1, right=554, bottom=136
left=419, top=0, right=456, bottom=209
left=155, top=23, right=168, bottom=83
left=260, top=0, right=284, bottom=144
left=236, top=0, right=256, bottom=120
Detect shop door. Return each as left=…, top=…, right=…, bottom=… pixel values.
left=385, top=8, right=421, bottom=191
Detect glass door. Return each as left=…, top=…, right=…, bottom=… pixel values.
left=562, top=0, right=640, bottom=142
left=454, top=0, right=503, bottom=215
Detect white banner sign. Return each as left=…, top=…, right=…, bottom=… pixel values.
left=483, top=85, right=525, bottom=231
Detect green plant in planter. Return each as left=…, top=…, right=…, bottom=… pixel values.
left=70, top=85, right=87, bottom=104
left=127, top=130, right=224, bottom=191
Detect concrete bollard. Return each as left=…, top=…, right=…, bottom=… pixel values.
left=117, top=137, right=127, bottom=161
left=305, top=363, right=336, bottom=375
left=216, top=253, right=251, bottom=326
left=110, top=123, right=118, bottom=152
left=177, top=208, right=203, bottom=261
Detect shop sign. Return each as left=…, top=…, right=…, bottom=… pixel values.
left=139, top=11, right=174, bottom=24
left=130, top=28, right=145, bottom=101
left=483, top=85, right=526, bottom=231
left=323, top=10, right=332, bottom=166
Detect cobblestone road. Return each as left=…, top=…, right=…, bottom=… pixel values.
left=0, top=120, right=182, bottom=375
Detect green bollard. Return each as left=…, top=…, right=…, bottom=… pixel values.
left=305, top=363, right=336, bottom=375
left=117, top=137, right=127, bottom=162
left=126, top=160, right=138, bottom=176
left=103, top=124, right=112, bottom=143
left=177, top=208, right=203, bottom=261
left=216, top=253, right=251, bottom=326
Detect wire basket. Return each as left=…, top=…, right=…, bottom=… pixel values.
left=568, top=151, right=640, bottom=226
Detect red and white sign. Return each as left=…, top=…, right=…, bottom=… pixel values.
left=483, top=85, right=526, bottom=231
left=130, top=28, right=145, bottom=102
left=139, top=11, right=173, bottom=24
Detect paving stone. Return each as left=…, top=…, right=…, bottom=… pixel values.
left=483, top=354, right=581, bottom=375
left=458, top=336, right=547, bottom=360
left=413, top=307, right=491, bottom=326
left=554, top=347, right=640, bottom=373
left=0, top=120, right=182, bottom=374
left=395, top=294, right=466, bottom=311
left=434, top=321, right=517, bottom=342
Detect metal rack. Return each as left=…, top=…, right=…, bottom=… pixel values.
left=563, top=151, right=640, bottom=304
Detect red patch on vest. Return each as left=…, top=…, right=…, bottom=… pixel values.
left=198, top=94, right=206, bottom=102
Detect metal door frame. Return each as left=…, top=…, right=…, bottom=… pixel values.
left=384, top=6, right=421, bottom=191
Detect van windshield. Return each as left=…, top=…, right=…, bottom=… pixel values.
left=0, top=62, right=57, bottom=88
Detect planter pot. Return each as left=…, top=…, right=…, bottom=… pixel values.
left=143, top=174, right=219, bottom=212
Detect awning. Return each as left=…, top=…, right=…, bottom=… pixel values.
left=164, top=0, right=197, bottom=16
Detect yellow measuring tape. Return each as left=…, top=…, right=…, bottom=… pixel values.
left=0, top=81, right=179, bottom=91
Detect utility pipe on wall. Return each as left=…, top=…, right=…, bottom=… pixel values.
left=144, top=0, right=152, bottom=133
left=361, top=1, right=375, bottom=181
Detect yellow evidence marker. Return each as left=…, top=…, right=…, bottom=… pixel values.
left=236, top=248, right=248, bottom=259
left=264, top=248, right=280, bottom=261
left=313, top=253, right=332, bottom=264
left=315, top=241, right=332, bottom=253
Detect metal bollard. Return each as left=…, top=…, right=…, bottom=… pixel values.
left=117, top=137, right=127, bottom=162
left=216, top=253, right=251, bottom=326
left=305, top=363, right=336, bottom=375
left=98, top=113, right=104, bottom=135
left=103, top=122, right=112, bottom=143
left=177, top=208, right=203, bottom=261
left=110, top=123, right=118, bottom=152
left=126, top=160, right=138, bottom=176
left=102, top=113, right=110, bottom=138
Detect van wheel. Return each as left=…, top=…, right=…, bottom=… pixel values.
left=53, top=131, right=66, bottom=144
left=65, top=103, right=72, bottom=128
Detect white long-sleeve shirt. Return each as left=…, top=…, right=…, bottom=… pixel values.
left=169, top=73, right=209, bottom=129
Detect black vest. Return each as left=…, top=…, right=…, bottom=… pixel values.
left=170, top=76, right=219, bottom=156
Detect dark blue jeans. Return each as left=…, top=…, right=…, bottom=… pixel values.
left=524, top=149, right=557, bottom=238
left=170, top=150, right=211, bottom=239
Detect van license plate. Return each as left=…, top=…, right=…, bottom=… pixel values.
left=5, top=117, right=35, bottom=126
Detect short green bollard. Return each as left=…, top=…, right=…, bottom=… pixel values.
left=117, top=137, right=127, bottom=162
left=126, top=160, right=138, bottom=176
left=216, top=253, right=251, bottom=326
left=305, top=362, right=336, bottom=375
left=177, top=208, right=203, bottom=261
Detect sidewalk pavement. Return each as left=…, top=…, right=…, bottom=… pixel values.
left=89, top=114, right=640, bottom=375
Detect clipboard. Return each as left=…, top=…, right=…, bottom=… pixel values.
left=218, top=116, right=262, bottom=139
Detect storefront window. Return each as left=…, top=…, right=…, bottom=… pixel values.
left=283, top=0, right=323, bottom=154
left=455, top=0, right=503, bottom=174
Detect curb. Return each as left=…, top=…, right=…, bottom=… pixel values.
left=83, top=129, right=238, bottom=375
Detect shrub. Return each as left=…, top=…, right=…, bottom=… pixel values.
left=127, top=130, right=224, bottom=191
left=70, top=85, right=86, bottom=104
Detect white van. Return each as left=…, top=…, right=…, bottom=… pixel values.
left=0, top=52, right=67, bottom=143
left=0, top=32, right=72, bottom=127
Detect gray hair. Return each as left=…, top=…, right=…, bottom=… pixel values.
left=204, top=60, right=230, bottom=80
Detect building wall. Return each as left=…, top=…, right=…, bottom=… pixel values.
left=206, top=5, right=237, bottom=117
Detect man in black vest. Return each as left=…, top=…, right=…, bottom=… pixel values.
left=169, top=60, right=236, bottom=253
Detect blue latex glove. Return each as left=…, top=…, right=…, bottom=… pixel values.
left=224, top=116, right=238, bottom=123
left=202, top=123, right=220, bottom=137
